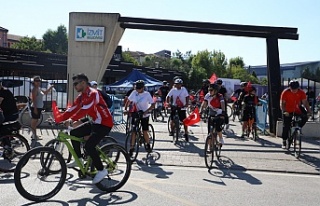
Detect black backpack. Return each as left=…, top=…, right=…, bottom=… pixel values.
left=98, top=90, right=113, bottom=109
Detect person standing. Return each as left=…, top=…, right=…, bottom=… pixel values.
left=30, top=76, right=54, bottom=140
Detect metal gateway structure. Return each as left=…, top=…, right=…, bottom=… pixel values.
left=67, top=13, right=298, bottom=134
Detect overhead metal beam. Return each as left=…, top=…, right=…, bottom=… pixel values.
left=120, top=23, right=299, bottom=40
left=119, top=16, right=298, bottom=35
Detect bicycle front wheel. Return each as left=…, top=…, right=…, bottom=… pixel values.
left=96, top=143, right=131, bottom=192
left=125, top=131, right=139, bottom=162
left=293, top=130, right=301, bottom=158
left=226, top=104, right=233, bottom=118
left=14, top=146, right=67, bottom=202
left=148, top=124, right=155, bottom=150
left=204, top=135, right=214, bottom=169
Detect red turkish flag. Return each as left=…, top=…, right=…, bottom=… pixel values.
left=183, top=107, right=201, bottom=126
left=230, top=96, right=237, bottom=102
left=52, top=101, right=63, bottom=123
left=209, top=73, right=218, bottom=83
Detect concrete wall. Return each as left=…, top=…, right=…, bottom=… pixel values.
left=276, top=120, right=320, bottom=138
left=68, top=12, right=124, bottom=101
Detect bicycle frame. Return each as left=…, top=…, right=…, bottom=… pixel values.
left=54, top=132, right=115, bottom=175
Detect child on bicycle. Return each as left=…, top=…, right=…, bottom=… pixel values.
left=123, top=80, right=155, bottom=156
left=241, top=86, right=258, bottom=138
left=200, top=83, right=226, bottom=144
left=153, top=91, right=164, bottom=121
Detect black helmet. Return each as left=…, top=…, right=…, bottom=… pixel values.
left=203, top=79, right=210, bottom=84
left=240, top=82, right=248, bottom=87
left=209, top=83, right=219, bottom=91
left=135, top=80, right=145, bottom=89
left=215, top=79, right=223, bottom=85
left=289, top=80, right=299, bottom=89
left=163, top=80, right=167, bottom=84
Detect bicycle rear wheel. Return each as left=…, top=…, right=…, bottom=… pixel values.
left=174, top=118, right=179, bottom=144
left=293, top=130, right=301, bottom=158
left=167, top=115, right=172, bottom=133
left=20, top=108, right=43, bottom=127
left=148, top=124, right=155, bottom=150
left=95, top=143, right=131, bottom=192
left=125, top=131, right=139, bottom=162
left=204, top=135, right=214, bottom=169
left=226, top=104, right=233, bottom=118
left=14, top=146, right=67, bottom=202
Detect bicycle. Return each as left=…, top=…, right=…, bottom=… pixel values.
left=14, top=122, right=131, bottom=202
left=17, top=96, right=43, bottom=127
left=151, top=106, right=164, bottom=122
left=0, top=120, right=30, bottom=172
left=125, top=111, right=155, bottom=162
left=286, top=113, right=303, bottom=158
left=167, top=106, right=183, bottom=144
left=232, top=101, right=242, bottom=122
left=245, top=105, right=258, bottom=141
left=204, top=111, right=223, bottom=169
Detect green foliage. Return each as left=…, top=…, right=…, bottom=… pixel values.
left=122, top=52, right=139, bottom=65
left=191, top=50, right=213, bottom=78
left=259, top=77, right=268, bottom=86
left=187, top=67, right=207, bottom=90
left=252, top=70, right=257, bottom=78
left=11, top=36, right=43, bottom=51
left=212, top=50, right=228, bottom=77
left=43, top=25, right=68, bottom=54
left=231, top=66, right=259, bottom=83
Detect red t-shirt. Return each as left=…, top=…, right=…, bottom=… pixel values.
left=280, top=88, right=307, bottom=114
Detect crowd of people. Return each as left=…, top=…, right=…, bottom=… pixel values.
left=0, top=73, right=314, bottom=185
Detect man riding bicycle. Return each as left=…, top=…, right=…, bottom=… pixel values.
left=241, top=86, right=258, bottom=138
left=200, top=83, right=226, bottom=144
left=124, top=80, right=155, bottom=156
left=166, top=78, right=190, bottom=142
left=280, top=80, right=311, bottom=149
left=231, top=82, right=248, bottom=114
left=55, top=73, right=113, bottom=184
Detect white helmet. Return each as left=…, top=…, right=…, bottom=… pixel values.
left=174, top=78, right=183, bottom=84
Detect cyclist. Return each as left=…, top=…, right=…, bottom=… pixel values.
left=200, top=83, right=226, bottom=144
left=166, top=78, right=190, bottom=141
left=0, top=79, right=19, bottom=156
left=153, top=91, right=164, bottom=121
left=124, top=80, right=155, bottom=155
left=197, top=79, right=210, bottom=104
left=280, top=80, right=311, bottom=149
left=215, top=79, right=229, bottom=129
left=241, top=86, right=258, bottom=138
left=158, top=80, right=170, bottom=104
left=231, top=82, right=248, bottom=116
left=55, top=73, right=113, bottom=184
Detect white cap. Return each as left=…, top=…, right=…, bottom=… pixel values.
left=90, top=81, right=98, bottom=86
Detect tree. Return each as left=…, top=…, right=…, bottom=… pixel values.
left=11, top=36, right=43, bottom=51
left=252, top=70, right=257, bottom=78
left=187, top=67, right=207, bottom=90
left=191, top=50, right=213, bottom=78
left=43, top=25, right=68, bottom=54
left=259, top=77, right=268, bottom=86
left=122, top=52, right=139, bottom=65
left=231, top=66, right=259, bottom=83
left=211, top=50, right=228, bottom=77
left=315, top=67, right=320, bottom=82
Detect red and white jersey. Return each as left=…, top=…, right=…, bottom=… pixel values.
left=59, top=87, right=113, bottom=128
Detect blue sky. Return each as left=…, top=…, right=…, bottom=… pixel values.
left=1, top=0, right=319, bottom=66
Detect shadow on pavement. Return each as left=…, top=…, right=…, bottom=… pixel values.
left=21, top=200, right=68, bottom=206
left=206, top=156, right=262, bottom=185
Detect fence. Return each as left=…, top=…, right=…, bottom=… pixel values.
left=109, top=95, right=126, bottom=125
left=256, top=98, right=269, bottom=134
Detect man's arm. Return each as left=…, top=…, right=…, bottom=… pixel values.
left=301, top=99, right=312, bottom=114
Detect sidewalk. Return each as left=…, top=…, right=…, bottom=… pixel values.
left=19, top=117, right=320, bottom=175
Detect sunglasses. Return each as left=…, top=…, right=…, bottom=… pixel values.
left=34, top=79, right=41, bottom=82
left=73, top=81, right=82, bottom=86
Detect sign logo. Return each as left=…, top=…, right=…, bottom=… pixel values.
left=75, top=26, right=105, bottom=42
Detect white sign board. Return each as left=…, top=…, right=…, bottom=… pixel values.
left=75, top=26, right=105, bottom=42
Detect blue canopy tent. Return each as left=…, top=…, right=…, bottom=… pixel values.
left=105, top=69, right=163, bottom=92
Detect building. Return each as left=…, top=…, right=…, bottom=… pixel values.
left=0, top=26, right=8, bottom=47
left=247, top=60, right=320, bottom=80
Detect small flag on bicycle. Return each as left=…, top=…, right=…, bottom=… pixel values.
left=52, top=101, right=62, bottom=123
left=183, top=107, right=200, bottom=126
